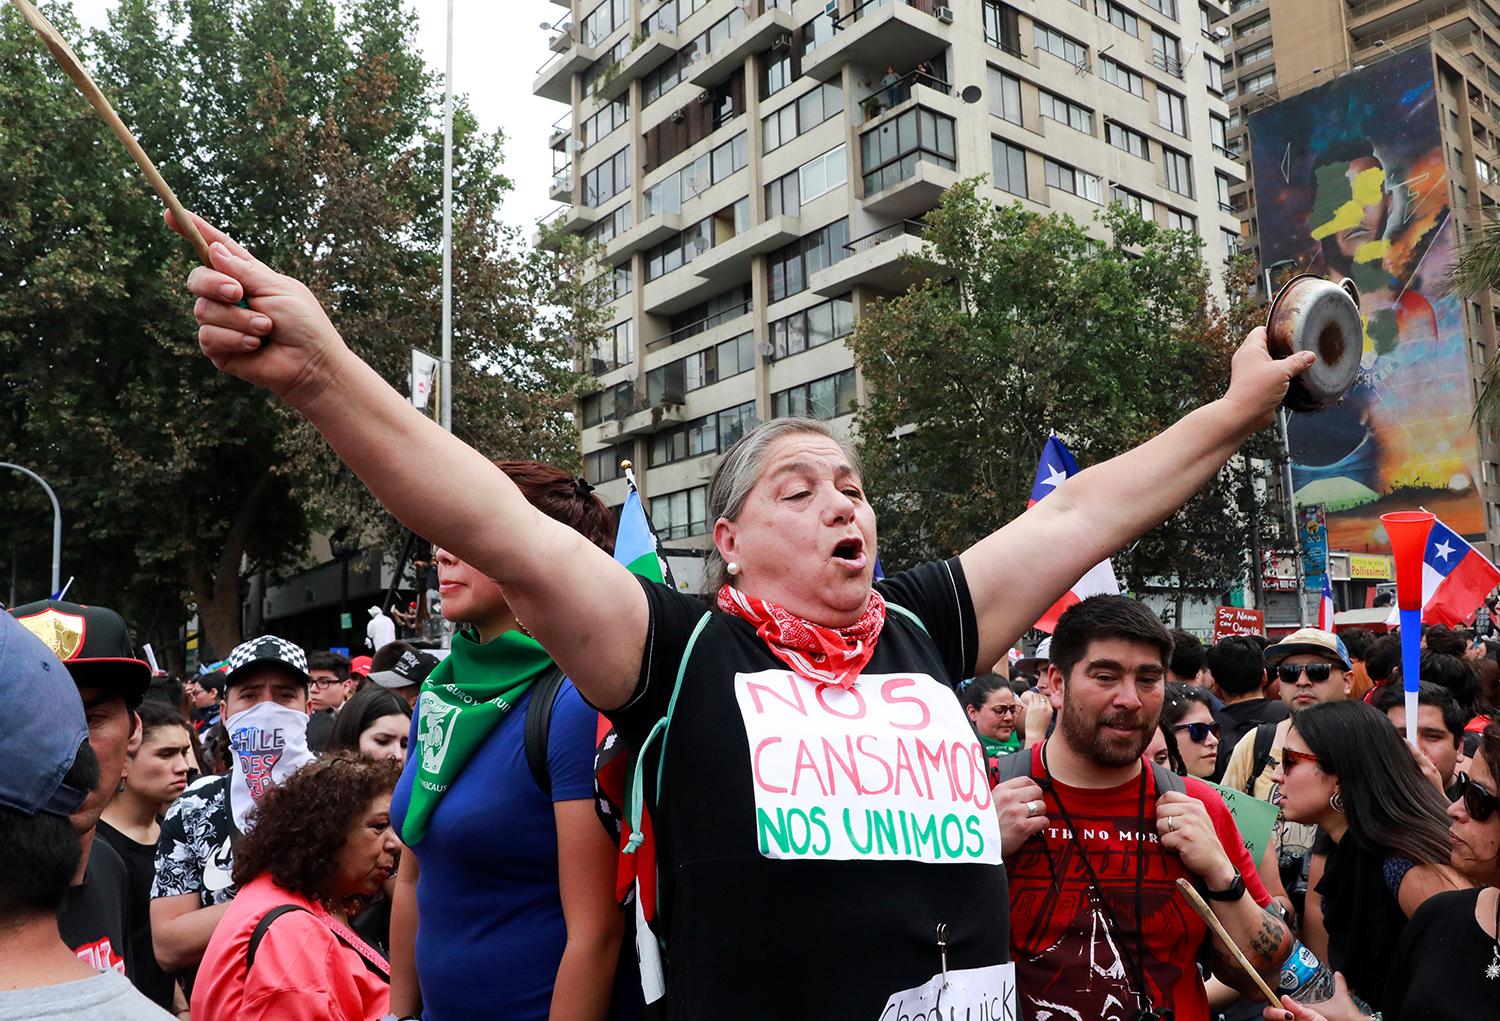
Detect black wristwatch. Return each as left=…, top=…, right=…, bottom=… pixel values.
left=1202, top=866, right=1246, bottom=902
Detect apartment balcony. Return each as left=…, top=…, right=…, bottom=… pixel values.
left=533, top=37, right=598, bottom=103
left=594, top=29, right=680, bottom=102
left=549, top=113, right=571, bottom=151
left=810, top=220, right=936, bottom=297
left=531, top=207, right=569, bottom=252
left=690, top=5, right=799, bottom=89
left=563, top=202, right=605, bottom=233
left=862, top=159, right=959, bottom=217
left=605, top=400, right=688, bottom=439
left=692, top=214, right=802, bottom=285
left=1346, top=0, right=1468, bottom=44
left=800, top=0, right=954, bottom=84
left=607, top=211, right=684, bottom=261
left=550, top=167, right=573, bottom=203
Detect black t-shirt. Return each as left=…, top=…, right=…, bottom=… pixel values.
left=97, top=821, right=176, bottom=1009
left=58, top=835, right=132, bottom=976
left=1213, top=698, right=1289, bottom=782
left=1385, top=888, right=1500, bottom=1021
left=606, top=560, right=1011, bottom=1019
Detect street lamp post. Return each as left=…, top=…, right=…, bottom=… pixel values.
left=0, top=462, right=61, bottom=598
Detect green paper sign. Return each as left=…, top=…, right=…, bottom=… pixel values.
left=340, top=612, right=353, bottom=629
left=1204, top=780, right=1280, bottom=866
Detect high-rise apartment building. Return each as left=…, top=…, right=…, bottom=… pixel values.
left=534, top=0, right=1242, bottom=576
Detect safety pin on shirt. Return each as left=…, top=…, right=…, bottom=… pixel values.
left=936, top=922, right=949, bottom=990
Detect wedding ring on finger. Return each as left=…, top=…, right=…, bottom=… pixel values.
left=1025, top=799, right=1043, bottom=818
left=1166, top=815, right=1177, bottom=833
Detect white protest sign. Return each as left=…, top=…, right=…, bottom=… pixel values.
left=410, top=348, right=440, bottom=410
left=734, top=670, right=1003, bottom=864
left=878, top=963, right=1019, bottom=1021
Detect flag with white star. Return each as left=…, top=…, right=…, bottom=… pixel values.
left=1386, top=515, right=1500, bottom=628
left=1026, top=433, right=1120, bottom=632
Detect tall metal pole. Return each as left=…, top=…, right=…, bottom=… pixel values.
left=1276, top=411, right=1309, bottom=626
left=0, top=462, right=61, bottom=597
left=439, top=0, right=454, bottom=433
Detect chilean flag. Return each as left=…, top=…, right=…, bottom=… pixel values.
left=1385, top=515, right=1500, bottom=627
left=1317, top=574, right=1335, bottom=631
left=1029, top=434, right=1120, bottom=633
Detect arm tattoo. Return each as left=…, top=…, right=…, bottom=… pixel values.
left=1246, top=905, right=1287, bottom=965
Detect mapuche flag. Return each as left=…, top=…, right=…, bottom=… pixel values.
left=1028, top=434, right=1120, bottom=634
left=1384, top=515, right=1500, bottom=628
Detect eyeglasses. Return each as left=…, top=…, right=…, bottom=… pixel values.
left=1452, top=772, right=1498, bottom=822
left=1172, top=721, right=1221, bottom=744
left=988, top=704, right=1019, bottom=718
left=1280, top=748, right=1322, bottom=775
left=1276, top=663, right=1335, bottom=684
left=309, top=678, right=343, bottom=689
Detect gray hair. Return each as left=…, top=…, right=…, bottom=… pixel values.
left=703, top=417, right=863, bottom=593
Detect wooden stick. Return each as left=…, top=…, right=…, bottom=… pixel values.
left=1175, top=878, right=1283, bottom=1008
left=10, top=0, right=212, bottom=266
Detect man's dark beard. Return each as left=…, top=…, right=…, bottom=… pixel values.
left=1059, top=699, right=1155, bottom=768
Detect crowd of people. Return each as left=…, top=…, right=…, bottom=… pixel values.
left=6, top=212, right=1500, bottom=1021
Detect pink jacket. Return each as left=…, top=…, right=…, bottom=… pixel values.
left=191, top=874, right=390, bottom=1021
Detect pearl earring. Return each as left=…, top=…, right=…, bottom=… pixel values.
left=727, top=561, right=741, bottom=576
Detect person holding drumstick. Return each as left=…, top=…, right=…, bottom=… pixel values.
left=171, top=211, right=1313, bottom=1018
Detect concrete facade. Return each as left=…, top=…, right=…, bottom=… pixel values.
left=535, top=0, right=1243, bottom=551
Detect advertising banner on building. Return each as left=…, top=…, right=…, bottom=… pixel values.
left=1300, top=503, right=1329, bottom=591
left=1249, top=44, right=1482, bottom=553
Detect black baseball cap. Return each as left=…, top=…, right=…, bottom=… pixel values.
left=10, top=599, right=152, bottom=708
left=369, top=642, right=439, bottom=690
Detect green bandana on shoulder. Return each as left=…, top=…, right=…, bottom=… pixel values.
left=401, top=628, right=555, bottom=845
left=982, top=732, right=1022, bottom=759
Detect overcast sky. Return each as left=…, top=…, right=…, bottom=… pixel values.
left=67, top=0, right=562, bottom=234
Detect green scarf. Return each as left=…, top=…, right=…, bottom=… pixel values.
left=401, top=627, right=555, bottom=845
left=981, top=732, right=1022, bottom=759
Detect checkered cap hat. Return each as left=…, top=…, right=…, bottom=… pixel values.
left=224, top=635, right=310, bottom=688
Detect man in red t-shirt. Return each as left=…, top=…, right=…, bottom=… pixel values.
left=995, top=596, right=1291, bottom=1021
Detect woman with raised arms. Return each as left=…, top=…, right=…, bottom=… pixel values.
left=173, top=211, right=1313, bottom=1019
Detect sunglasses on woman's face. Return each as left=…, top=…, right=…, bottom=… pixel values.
left=1452, top=772, right=1499, bottom=822
left=1280, top=748, right=1322, bottom=775
left=1276, top=663, right=1335, bottom=683
left=1171, top=721, right=1221, bottom=744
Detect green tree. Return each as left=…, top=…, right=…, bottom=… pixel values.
left=848, top=181, right=1276, bottom=612
left=0, top=0, right=600, bottom=660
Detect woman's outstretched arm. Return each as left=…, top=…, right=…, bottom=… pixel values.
left=173, top=212, right=648, bottom=708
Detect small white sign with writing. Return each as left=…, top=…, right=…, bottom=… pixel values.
left=878, top=963, right=1019, bottom=1021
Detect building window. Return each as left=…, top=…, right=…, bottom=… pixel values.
left=582, top=148, right=631, bottom=208
left=762, top=50, right=792, bottom=99
left=644, top=133, right=748, bottom=217
left=645, top=332, right=754, bottom=405
left=769, top=295, right=855, bottom=359
left=1039, top=90, right=1094, bottom=134
left=1157, top=88, right=1187, bottom=136
left=1100, top=1, right=1138, bottom=37
left=650, top=486, right=708, bottom=539
left=610, top=264, right=633, bottom=300
left=664, top=285, right=753, bottom=347
left=1110, top=185, right=1155, bottom=220
left=762, top=82, right=843, bottom=154
left=1238, top=14, right=1270, bottom=37
left=1166, top=208, right=1197, bottom=235
left=1210, top=115, right=1230, bottom=155
left=1216, top=173, right=1235, bottom=211
left=765, top=144, right=847, bottom=217
left=1241, top=69, right=1275, bottom=94
left=1044, top=158, right=1103, bottom=203
left=580, top=0, right=627, bottom=47
left=1034, top=23, right=1089, bottom=69
left=859, top=107, right=957, bottom=195
left=992, top=137, right=1028, bottom=197
left=772, top=369, right=857, bottom=421
left=581, top=97, right=629, bottom=147
left=1205, top=56, right=1225, bottom=96
left=583, top=443, right=630, bottom=484
left=987, top=66, right=1022, bottom=124
left=584, top=203, right=632, bottom=247
left=645, top=199, right=751, bottom=281
left=649, top=400, right=760, bottom=467
left=588, top=319, right=635, bottom=375
left=767, top=219, right=851, bottom=302
left=1238, top=41, right=1273, bottom=67
left=1222, top=228, right=1241, bottom=262
left=1100, top=57, right=1145, bottom=97
left=1151, top=28, right=1182, bottom=77
left=1163, top=147, right=1193, bottom=197
left=982, top=1, right=1021, bottom=53
left=582, top=380, right=634, bottom=427
left=1106, top=120, right=1149, bottom=159
left=1143, top=0, right=1177, bottom=18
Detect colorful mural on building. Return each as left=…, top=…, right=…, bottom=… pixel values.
left=1249, top=44, right=1482, bottom=552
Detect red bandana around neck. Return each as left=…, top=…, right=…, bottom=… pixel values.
left=717, top=585, right=887, bottom=689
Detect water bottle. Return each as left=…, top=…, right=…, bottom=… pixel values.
left=1278, top=940, right=1335, bottom=1003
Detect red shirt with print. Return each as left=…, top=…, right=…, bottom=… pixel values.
left=1006, top=744, right=1272, bottom=1021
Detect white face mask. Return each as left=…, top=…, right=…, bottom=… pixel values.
left=225, top=701, right=315, bottom=833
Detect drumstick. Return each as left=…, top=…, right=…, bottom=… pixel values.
left=10, top=0, right=212, bottom=266
left=1175, top=878, right=1282, bottom=1008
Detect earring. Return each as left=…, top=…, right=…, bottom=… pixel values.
left=727, top=562, right=740, bottom=577
left=115, top=780, right=126, bottom=794
left=1329, top=790, right=1345, bottom=814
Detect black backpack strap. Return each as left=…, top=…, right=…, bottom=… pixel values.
left=994, top=748, right=1035, bottom=784
left=524, top=666, right=568, bottom=797
left=1248, top=722, right=1278, bottom=796
left=1150, top=761, right=1186, bottom=796
left=246, top=905, right=309, bottom=972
